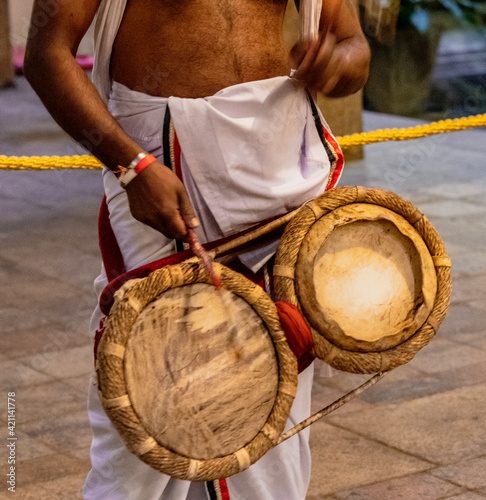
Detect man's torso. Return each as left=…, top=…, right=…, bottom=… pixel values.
left=110, top=0, right=291, bottom=98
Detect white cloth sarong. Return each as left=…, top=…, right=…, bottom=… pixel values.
left=101, top=78, right=336, bottom=273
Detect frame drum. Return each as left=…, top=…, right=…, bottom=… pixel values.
left=274, top=186, right=452, bottom=374
left=97, top=261, right=297, bottom=481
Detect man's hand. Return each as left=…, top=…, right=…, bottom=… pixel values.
left=292, top=33, right=342, bottom=95
left=291, top=0, right=370, bottom=98
left=125, top=163, right=198, bottom=242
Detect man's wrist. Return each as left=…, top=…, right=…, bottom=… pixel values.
left=118, top=153, right=158, bottom=188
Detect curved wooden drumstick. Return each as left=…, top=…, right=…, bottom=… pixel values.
left=300, top=0, right=322, bottom=42
left=209, top=209, right=300, bottom=259
left=277, top=371, right=388, bottom=444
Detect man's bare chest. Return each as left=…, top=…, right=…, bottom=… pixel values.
left=113, top=0, right=290, bottom=97
left=133, top=0, right=288, bottom=22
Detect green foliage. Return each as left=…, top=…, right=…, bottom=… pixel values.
left=397, top=0, right=486, bottom=31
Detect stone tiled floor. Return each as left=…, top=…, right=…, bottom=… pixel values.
left=1, top=78, right=485, bottom=499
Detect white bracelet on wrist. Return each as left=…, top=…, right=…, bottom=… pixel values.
left=118, top=152, right=156, bottom=189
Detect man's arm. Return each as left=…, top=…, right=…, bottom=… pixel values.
left=24, top=0, right=197, bottom=241
left=291, top=0, right=370, bottom=97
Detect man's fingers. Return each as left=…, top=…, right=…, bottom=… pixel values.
left=314, top=32, right=336, bottom=72
left=141, top=205, right=189, bottom=241
left=125, top=163, right=198, bottom=241
left=293, top=39, right=320, bottom=81
left=290, top=40, right=312, bottom=68
left=157, top=188, right=199, bottom=242
left=296, top=38, right=344, bottom=95
left=162, top=212, right=190, bottom=242
left=321, top=72, right=341, bottom=96
left=305, top=32, right=337, bottom=89
left=179, top=190, right=199, bottom=230
left=293, top=32, right=339, bottom=93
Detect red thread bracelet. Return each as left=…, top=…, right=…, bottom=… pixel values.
left=119, top=153, right=158, bottom=188
left=134, top=154, right=157, bottom=174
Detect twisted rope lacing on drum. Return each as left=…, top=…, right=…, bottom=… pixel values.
left=1, top=113, right=485, bottom=170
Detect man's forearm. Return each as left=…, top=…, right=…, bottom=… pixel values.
left=24, top=47, right=143, bottom=170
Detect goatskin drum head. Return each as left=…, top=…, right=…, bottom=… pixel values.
left=296, top=203, right=437, bottom=353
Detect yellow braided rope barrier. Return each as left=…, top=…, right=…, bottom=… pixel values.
left=1, top=113, right=485, bottom=171
left=0, top=154, right=103, bottom=171
left=336, top=112, right=486, bottom=148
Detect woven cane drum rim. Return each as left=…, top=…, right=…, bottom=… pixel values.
left=274, top=186, right=452, bottom=374
left=97, top=261, right=298, bottom=481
